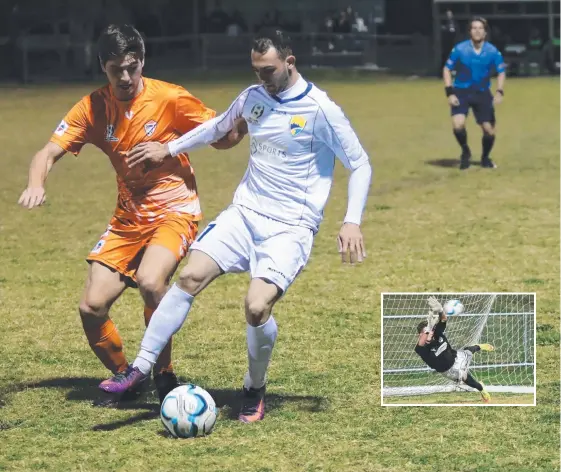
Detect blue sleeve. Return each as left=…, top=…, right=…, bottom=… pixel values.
left=445, top=46, right=460, bottom=70
left=494, top=50, right=506, bottom=73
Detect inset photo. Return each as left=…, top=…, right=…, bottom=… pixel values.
left=381, top=293, right=536, bottom=406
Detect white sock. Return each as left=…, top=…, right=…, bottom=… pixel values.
left=133, top=283, right=194, bottom=375
left=245, top=316, right=278, bottom=390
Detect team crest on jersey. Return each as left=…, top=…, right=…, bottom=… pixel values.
left=105, top=125, right=119, bottom=142
left=91, top=239, right=106, bottom=254
left=144, top=120, right=157, bottom=137
left=179, top=234, right=188, bottom=258
left=248, top=103, right=265, bottom=123
left=289, top=116, right=306, bottom=136
left=54, top=120, right=68, bottom=136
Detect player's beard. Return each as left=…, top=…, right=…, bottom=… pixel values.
left=266, top=67, right=291, bottom=95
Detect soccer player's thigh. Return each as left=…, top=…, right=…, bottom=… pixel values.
left=136, top=214, right=198, bottom=305
left=184, top=205, right=253, bottom=294
left=473, top=91, right=496, bottom=131
left=247, top=225, right=314, bottom=324
left=82, top=219, right=143, bottom=317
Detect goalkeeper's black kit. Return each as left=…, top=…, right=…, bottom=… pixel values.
left=414, top=320, right=457, bottom=372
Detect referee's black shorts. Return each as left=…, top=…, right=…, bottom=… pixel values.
left=451, top=88, right=496, bottom=125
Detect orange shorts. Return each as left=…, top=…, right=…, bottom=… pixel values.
left=87, top=212, right=198, bottom=284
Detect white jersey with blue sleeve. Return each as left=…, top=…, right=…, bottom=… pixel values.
left=168, top=76, right=371, bottom=233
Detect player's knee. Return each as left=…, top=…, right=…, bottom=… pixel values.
left=79, top=299, right=107, bottom=319
left=244, top=297, right=271, bottom=326
left=482, top=126, right=495, bottom=136
left=177, top=267, right=206, bottom=296
left=136, top=272, right=167, bottom=299
left=452, top=124, right=466, bottom=131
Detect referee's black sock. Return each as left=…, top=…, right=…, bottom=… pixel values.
left=465, top=345, right=481, bottom=353
left=482, top=133, right=495, bottom=159
left=453, top=128, right=470, bottom=154
left=465, top=373, right=483, bottom=391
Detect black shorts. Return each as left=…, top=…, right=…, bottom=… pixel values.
left=451, top=89, right=495, bottom=125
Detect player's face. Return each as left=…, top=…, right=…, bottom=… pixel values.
left=470, top=21, right=487, bottom=43
left=251, top=48, right=295, bottom=95
left=102, top=54, right=144, bottom=101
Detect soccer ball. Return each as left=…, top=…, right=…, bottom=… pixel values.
left=444, top=299, right=465, bottom=316
left=160, top=384, right=218, bottom=438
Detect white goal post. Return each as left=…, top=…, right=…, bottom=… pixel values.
left=382, top=293, right=535, bottom=397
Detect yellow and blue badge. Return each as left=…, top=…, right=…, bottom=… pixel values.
left=289, top=116, right=307, bottom=136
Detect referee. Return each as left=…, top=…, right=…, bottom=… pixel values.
left=443, top=17, right=506, bottom=170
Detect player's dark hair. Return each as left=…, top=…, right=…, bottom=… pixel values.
left=470, top=16, right=489, bottom=32
left=417, top=321, right=428, bottom=334
left=252, top=30, right=293, bottom=60
left=98, top=24, right=145, bottom=65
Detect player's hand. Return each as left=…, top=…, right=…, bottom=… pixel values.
left=18, top=186, right=46, bottom=209
left=428, top=296, right=444, bottom=316
left=337, top=223, right=366, bottom=264
left=493, top=92, right=503, bottom=105
left=126, top=142, right=171, bottom=168
left=448, top=94, right=460, bottom=106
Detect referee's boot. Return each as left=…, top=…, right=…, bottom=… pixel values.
left=459, top=150, right=472, bottom=170
left=481, top=156, right=497, bottom=168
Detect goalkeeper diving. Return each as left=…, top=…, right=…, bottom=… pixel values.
left=415, top=296, right=495, bottom=403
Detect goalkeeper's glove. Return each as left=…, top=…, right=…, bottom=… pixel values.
left=428, top=296, right=444, bottom=316
left=426, top=312, right=439, bottom=331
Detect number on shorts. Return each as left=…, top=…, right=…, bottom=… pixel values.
left=196, top=223, right=216, bottom=242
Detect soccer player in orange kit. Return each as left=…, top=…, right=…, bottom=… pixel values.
left=18, top=24, right=245, bottom=406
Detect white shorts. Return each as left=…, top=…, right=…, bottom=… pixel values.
left=442, top=350, right=473, bottom=382
left=190, top=205, right=314, bottom=292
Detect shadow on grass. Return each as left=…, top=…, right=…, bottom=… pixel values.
left=425, top=158, right=486, bottom=168
left=4, top=377, right=328, bottom=431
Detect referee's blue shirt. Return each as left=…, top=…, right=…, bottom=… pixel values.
left=446, top=40, right=505, bottom=91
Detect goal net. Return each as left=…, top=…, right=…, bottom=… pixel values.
left=382, top=293, right=535, bottom=397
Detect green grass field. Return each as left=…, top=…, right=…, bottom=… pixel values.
left=0, top=76, right=559, bottom=471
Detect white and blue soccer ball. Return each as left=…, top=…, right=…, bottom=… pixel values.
left=444, top=299, right=465, bottom=316
left=160, top=384, right=218, bottom=438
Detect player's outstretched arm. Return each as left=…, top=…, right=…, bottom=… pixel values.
left=18, top=142, right=66, bottom=209
left=126, top=91, right=248, bottom=168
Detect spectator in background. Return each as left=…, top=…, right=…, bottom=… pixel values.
left=256, top=10, right=283, bottom=35
left=544, top=27, right=560, bottom=74
left=321, top=14, right=335, bottom=34
left=527, top=27, right=545, bottom=73
left=207, top=0, right=230, bottom=34
left=527, top=27, right=544, bottom=50
left=226, top=10, right=248, bottom=37
left=352, top=12, right=368, bottom=33
left=441, top=10, right=458, bottom=69
left=335, top=9, right=352, bottom=34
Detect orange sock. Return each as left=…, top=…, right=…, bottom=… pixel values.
left=82, top=317, right=128, bottom=374
left=144, top=306, right=173, bottom=375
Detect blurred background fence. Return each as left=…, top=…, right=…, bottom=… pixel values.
left=0, top=0, right=558, bottom=83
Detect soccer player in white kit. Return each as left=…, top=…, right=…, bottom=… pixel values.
left=100, top=31, right=373, bottom=423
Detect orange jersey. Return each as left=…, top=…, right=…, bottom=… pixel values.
left=50, top=77, right=216, bottom=222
